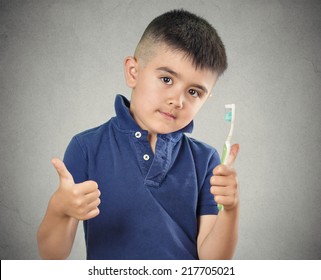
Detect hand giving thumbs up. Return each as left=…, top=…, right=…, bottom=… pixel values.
left=51, top=158, right=101, bottom=220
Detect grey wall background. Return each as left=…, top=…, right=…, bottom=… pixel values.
left=1, top=0, right=320, bottom=260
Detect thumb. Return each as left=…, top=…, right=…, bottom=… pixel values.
left=51, top=158, right=74, bottom=183
left=226, top=144, right=240, bottom=166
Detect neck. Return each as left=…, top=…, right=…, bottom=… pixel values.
left=148, top=133, right=157, bottom=154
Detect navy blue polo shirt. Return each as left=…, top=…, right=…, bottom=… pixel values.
left=63, top=94, right=220, bottom=260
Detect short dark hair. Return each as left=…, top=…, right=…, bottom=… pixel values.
left=137, top=9, right=227, bottom=75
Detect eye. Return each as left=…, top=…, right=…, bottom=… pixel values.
left=161, top=77, right=173, bottom=85
left=188, top=89, right=201, bottom=98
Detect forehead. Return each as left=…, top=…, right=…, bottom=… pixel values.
left=140, top=43, right=218, bottom=86
left=140, top=42, right=191, bottom=66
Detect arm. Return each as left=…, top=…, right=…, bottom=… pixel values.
left=197, top=205, right=239, bottom=259
left=197, top=144, right=240, bottom=260
left=37, top=196, right=79, bottom=260
left=37, top=158, right=100, bottom=259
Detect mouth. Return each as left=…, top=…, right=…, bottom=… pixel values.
left=158, top=111, right=176, bottom=120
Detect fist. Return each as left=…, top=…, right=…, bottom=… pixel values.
left=210, top=144, right=240, bottom=211
left=51, top=158, right=101, bottom=220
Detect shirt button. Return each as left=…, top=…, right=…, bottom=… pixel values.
left=135, top=131, right=142, bottom=138
left=143, top=154, right=150, bottom=161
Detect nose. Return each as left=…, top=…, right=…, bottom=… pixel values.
left=168, top=91, right=184, bottom=109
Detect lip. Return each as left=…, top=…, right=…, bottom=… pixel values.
left=159, top=111, right=176, bottom=120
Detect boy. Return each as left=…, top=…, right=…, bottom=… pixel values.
left=37, top=9, right=240, bottom=260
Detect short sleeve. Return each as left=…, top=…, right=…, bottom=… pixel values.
left=63, top=136, right=88, bottom=184
left=197, top=150, right=221, bottom=216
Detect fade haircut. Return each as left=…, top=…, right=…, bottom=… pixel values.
left=135, top=9, right=227, bottom=76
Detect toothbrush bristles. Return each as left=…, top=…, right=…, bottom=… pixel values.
left=225, top=111, right=232, bottom=122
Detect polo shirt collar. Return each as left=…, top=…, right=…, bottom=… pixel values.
left=114, top=94, right=193, bottom=141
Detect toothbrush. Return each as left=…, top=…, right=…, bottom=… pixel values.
left=218, top=104, right=236, bottom=211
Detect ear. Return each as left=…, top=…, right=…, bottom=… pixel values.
left=124, top=56, right=138, bottom=88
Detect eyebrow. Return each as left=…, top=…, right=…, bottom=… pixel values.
left=156, top=67, right=209, bottom=94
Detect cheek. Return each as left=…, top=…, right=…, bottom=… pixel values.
left=135, top=87, right=159, bottom=111
left=137, top=76, right=159, bottom=96
left=184, top=101, right=203, bottom=118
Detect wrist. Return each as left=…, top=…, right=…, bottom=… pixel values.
left=48, top=192, right=70, bottom=219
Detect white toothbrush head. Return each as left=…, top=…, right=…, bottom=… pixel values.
left=224, top=104, right=235, bottom=139
left=224, top=104, right=235, bottom=123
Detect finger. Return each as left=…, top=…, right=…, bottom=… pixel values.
left=214, top=195, right=235, bottom=207
left=87, top=197, right=101, bottom=210
left=210, top=186, right=227, bottom=196
left=226, top=143, right=240, bottom=166
left=77, top=180, right=99, bottom=195
left=51, top=158, right=74, bottom=183
left=84, top=208, right=100, bottom=220
left=210, top=174, right=235, bottom=186
left=210, top=185, right=235, bottom=196
left=213, top=164, right=236, bottom=176
left=84, top=189, right=101, bottom=204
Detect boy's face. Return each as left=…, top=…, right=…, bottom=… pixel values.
left=125, top=44, right=218, bottom=136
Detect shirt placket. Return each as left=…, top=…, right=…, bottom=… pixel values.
left=131, top=131, right=172, bottom=188
left=132, top=130, right=154, bottom=179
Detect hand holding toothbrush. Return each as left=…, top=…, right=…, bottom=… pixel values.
left=210, top=144, right=240, bottom=211
left=210, top=104, right=239, bottom=211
